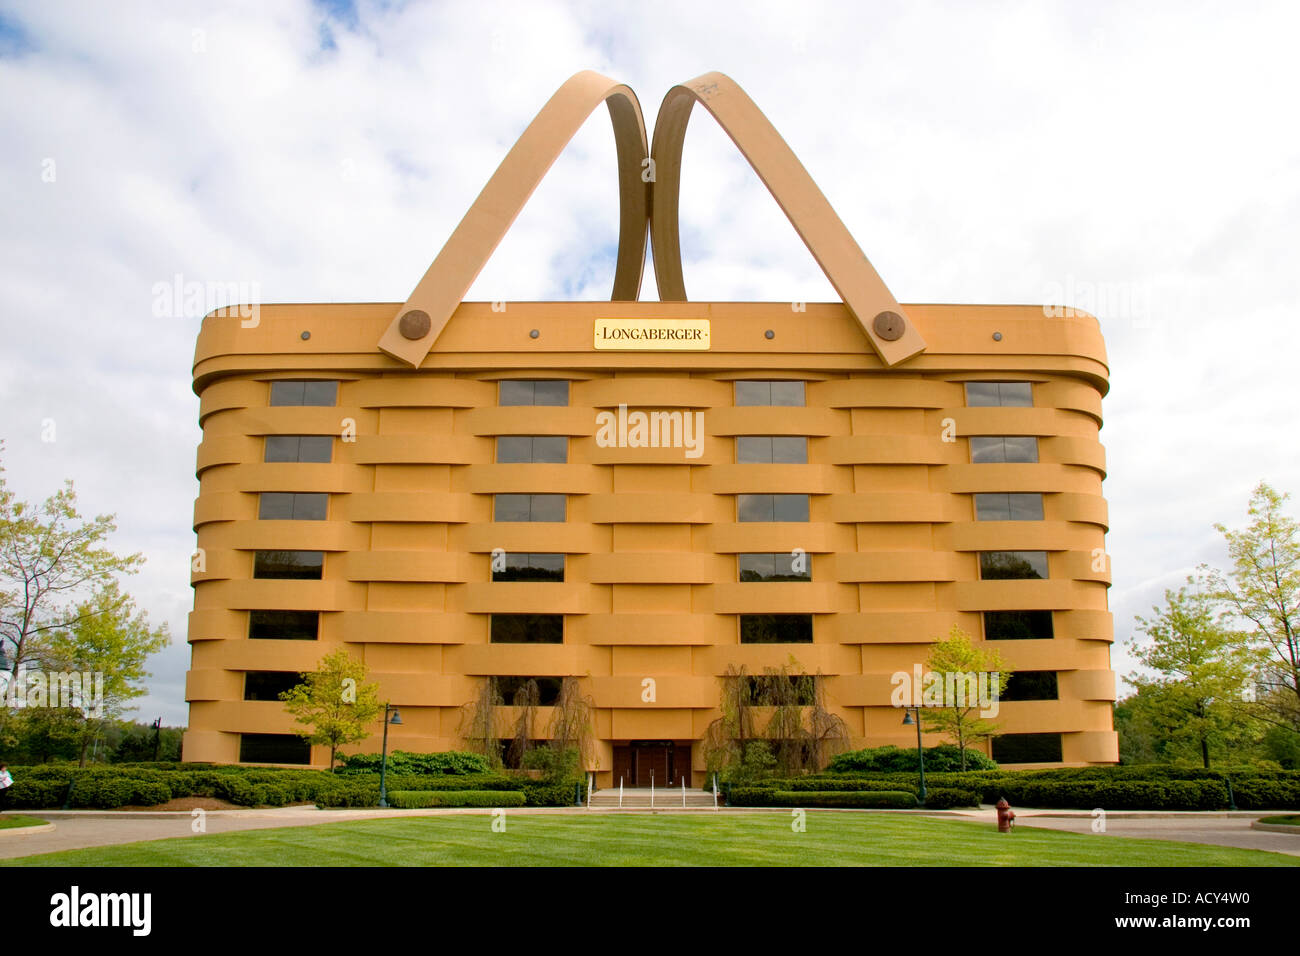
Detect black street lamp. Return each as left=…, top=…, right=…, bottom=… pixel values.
left=377, top=704, right=403, bottom=808
left=901, top=706, right=927, bottom=805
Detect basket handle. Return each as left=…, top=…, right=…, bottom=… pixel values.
left=378, top=71, right=650, bottom=367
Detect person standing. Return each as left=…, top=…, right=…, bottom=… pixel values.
left=0, top=764, right=12, bottom=812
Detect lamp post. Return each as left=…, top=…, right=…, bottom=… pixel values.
left=377, top=704, right=403, bottom=808
left=901, top=706, right=927, bottom=805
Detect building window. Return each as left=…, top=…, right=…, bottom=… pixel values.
left=737, top=494, right=810, bottom=522
left=496, top=436, right=568, bottom=463
left=269, top=380, right=338, bottom=406
left=735, top=381, right=805, bottom=406
left=496, top=676, right=564, bottom=706
left=992, top=733, right=1063, bottom=764
left=493, top=494, right=566, bottom=522
left=253, top=550, right=324, bottom=580
left=969, top=436, right=1038, bottom=464
left=243, top=671, right=303, bottom=702
left=964, top=382, right=1033, bottom=407
left=739, top=614, right=813, bottom=644
left=984, top=610, right=1053, bottom=641
left=974, top=493, right=1044, bottom=521
left=979, top=551, right=1048, bottom=580
left=239, top=733, right=311, bottom=764
left=490, top=614, right=564, bottom=644
left=1000, top=671, right=1059, bottom=702
left=738, top=552, right=812, bottom=582
left=258, top=492, right=328, bottom=520
left=736, top=436, right=808, bottom=464
left=493, top=552, right=565, bottom=582
left=499, top=380, right=569, bottom=406
left=249, top=610, right=319, bottom=640
left=264, top=435, right=333, bottom=463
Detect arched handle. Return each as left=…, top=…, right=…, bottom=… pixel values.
left=649, top=72, right=925, bottom=366
left=379, top=70, right=651, bottom=367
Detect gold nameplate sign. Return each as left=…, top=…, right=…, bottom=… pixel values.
left=593, top=318, right=711, bottom=350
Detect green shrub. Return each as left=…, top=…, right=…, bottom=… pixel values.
left=7, top=780, right=68, bottom=809
left=336, top=751, right=492, bottom=776
left=385, top=790, right=527, bottom=809
left=520, top=781, right=585, bottom=806
left=989, top=779, right=1229, bottom=811
left=730, top=788, right=917, bottom=809
left=1229, top=778, right=1300, bottom=810
left=828, top=745, right=998, bottom=774
left=920, top=788, right=982, bottom=809
left=768, top=777, right=921, bottom=795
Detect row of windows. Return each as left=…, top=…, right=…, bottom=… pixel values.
left=262, top=379, right=1036, bottom=411
left=248, top=549, right=1052, bottom=582
left=238, top=667, right=1058, bottom=704
left=235, top=729, right=1065, bottom=765
left=251, top=490, right=1046, bottom=524
left=242, top=608, right=1057, bottom=642
left=259, top=432, right=1039, bottom=465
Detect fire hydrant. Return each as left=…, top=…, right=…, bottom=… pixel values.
left=996, top=797, right=1015, bottom=833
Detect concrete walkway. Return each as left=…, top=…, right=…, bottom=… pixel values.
left=1, top=805, right=1297, bottom=860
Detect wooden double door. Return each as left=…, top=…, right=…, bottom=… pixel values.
left=613, top=742, right=691, bottom=787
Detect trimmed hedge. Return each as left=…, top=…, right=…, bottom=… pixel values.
left=731, top=788, right=917, bottom=809
left=385, top=790, right=527, bottom=809
left=336, top=751, right=492, bottom=776
left=829, top=745, right=999, bottom=774
left=920, top=788, right=982, bottom=809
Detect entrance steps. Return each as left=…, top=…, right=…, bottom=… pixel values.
left=589, top=787, right=717, bottom=809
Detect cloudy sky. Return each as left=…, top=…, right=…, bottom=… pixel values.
left=1, top=0, right=1297, bottom=726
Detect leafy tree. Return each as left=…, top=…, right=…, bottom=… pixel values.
left=1125, top=573, right=1254, bottom=768
left=546, top=676, right=595, bottom=771
left=45, top=581, right=170, bottom=766
left=702, top=663, right=758, bottom=782
left=505, top=677, right=539, bottom=769
left=459, top=677, right=504, bottom=768
left=279, top=649, right=382, bottom=770
left=1208, top=482, right=1300, bottom=734
left=919, top=626, right=1011, bottom=771
left=0, top=447, right=145, bottom=742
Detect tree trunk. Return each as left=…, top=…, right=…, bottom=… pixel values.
left=1201, top=735, right=1210, bottom=769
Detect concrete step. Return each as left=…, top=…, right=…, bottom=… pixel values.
left=589, top=789, right=717, bottom=809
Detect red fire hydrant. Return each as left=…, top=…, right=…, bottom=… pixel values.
left=996, top=797, right=1015, bottom=833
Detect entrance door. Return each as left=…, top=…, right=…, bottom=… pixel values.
left=612, top=742, right=692, bottom=786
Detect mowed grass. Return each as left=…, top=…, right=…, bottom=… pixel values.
left=4, top=812, right=1298, bottom=866
left=0, top=816, right=47, bottom=831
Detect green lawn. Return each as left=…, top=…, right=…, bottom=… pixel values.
left=0, top=816, right=47, bottom=831
left=4, top=812, right=1298, bottom=866
left=1259, top=815, right=1300, bottom=826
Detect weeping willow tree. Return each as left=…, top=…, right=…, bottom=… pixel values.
left=546, top=676, right=596, bottom=769
left=506, top=678, right=540, bottom=769
left=458, top=676, right=504, bottom=769
left=806, top=671, right=851, bottom=770
left=702, top=664, right=758, bottom=780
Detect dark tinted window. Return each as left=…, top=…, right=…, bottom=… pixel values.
left=984, top=610, right=1053, bottom=641
left=737, top=494, right=809, bottom=522
left=1000, top=671, right=1059, bottom=702
left=258, top=492, right=328, bottom=520
left=490, top=614, right=564, bottom=644
left=244, top=671, right=302, bottom=701
left=974, top=493, right=1044, bottom=521
left=738, top=552, right=811, bottom=582
left=239, top=733, right=311, bottom=764
left=499, top=380, right=569, bottom=406
left=253, top=550, right=324, bottom=580
left=497, top=436, right=567, bottom=463
left=979, top=551, right=1048, bottom=580
left=992, top=733, right=1062, bottom=764
left=735, top=381, right=805, bottom=406
left=249, top=610, right=319, bottom=640
left=493, top=494, right=566, bottom=522
left=965, top=382, right=1032, bottom=407
left=270, top=380, right=338, bottom=406
left=496, top=676, right=564, bottom=706
left=493, top=552, right=565, bottom=582
left=969, top=436, right=1038, bottom=464
left=739, top=614, right=813, bottom=644
left=736, top=436, right=807, bottom=463
left=265, top=435, right=333, bottom=463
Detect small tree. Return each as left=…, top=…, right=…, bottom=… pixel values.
left=279, top=649, right=382, bottom=770
left=919, top=626, right=1011, bottom=771
left=1208, top=482, right=1300, bottom=734
left=546, top=676, right=596, bottom=771
left=459, top=677, right=504, bottom=768
left=505, top=678, right=539, bottom=769
left=1126, top=573, right=1254, bottom=768
left=702, top=664, right=756, bottom=782
left=46, top=581, right=170, bottom=766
